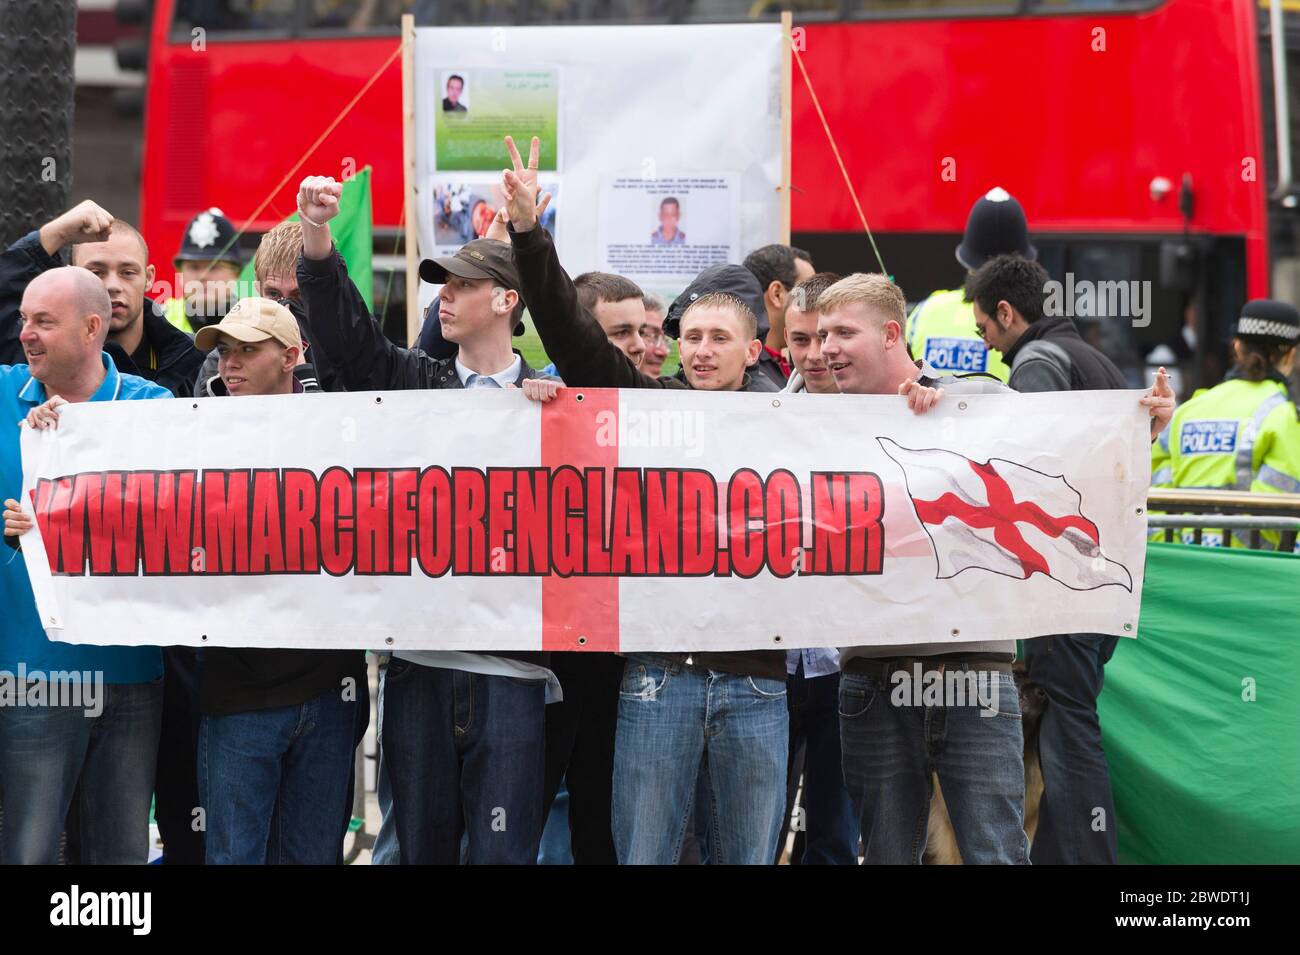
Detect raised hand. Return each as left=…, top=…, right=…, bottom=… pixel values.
left=501, top=135, right=541, bottom=232
left=1140, top=366, right=1175, bottom=440
left=485, top=191, right=551, bottom=244
left=297, top=176, right=343, bottom=228
left=39, top=200, right=114, bottom=255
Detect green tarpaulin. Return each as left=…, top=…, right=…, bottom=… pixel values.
left=1100, top=542, right=1300, bottom=863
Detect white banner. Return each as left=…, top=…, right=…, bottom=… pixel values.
left=18, top=388, right=1150, bottom=653
left=413, top=23, right=783, bottom=306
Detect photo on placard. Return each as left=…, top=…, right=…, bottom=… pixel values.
left=429, top=175, right=559, bottom=255
left=432, top=66, right=560, bottom=171
left=441, top=70, right=470, bottom=112
left=599, top=173, right=740, bottom=283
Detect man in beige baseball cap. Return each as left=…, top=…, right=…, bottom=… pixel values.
left=194, top=297, right=303, bottom=397
left=189, top=295, right=365, bottom=865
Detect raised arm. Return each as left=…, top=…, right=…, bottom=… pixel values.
left=2, top=202, right=115, bottom=366
left=296, top=175, right=440, bottom=391
left=502, top=136, right=671, bottom=390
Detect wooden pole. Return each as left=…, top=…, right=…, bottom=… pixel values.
left=780, top=10, right=793, bottom=246
left=401, top=13, right=420, bottom=345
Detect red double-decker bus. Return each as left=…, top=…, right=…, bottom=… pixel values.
left=131, top=0, right=1296, bottom=390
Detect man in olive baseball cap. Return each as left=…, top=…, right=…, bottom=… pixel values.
left=296, top=172, right=558, bottom=864
left=419, top=239, right=527, bottom=337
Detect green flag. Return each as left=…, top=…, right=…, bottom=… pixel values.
left=241, top=166, right=374, bottom=310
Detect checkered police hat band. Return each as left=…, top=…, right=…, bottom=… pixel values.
left=1238, top=317, right=1300, bottom=341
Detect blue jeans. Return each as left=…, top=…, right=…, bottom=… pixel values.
left=612, top=655, right=788, bottom=865
left=0, top=678, right=163, bottom=864
left=199, top=689, right=357, bottom=865
left=839, top=662, right=1030, bottom=865
left=1022, top=633, right=1120, bottom=864
left=380, top=660, right=546, bottom=864
left=782, top=667, right=859, bottom=864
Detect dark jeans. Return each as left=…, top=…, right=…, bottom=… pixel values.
left=198, top=688, right=358, bottom=865
left=777, top=667, right=858, bottom=864
left=381, top=660, right=546, bottom=865
left=156, top=646, right=205, bottom=864
left=541, top=652, right=623, bottom=865
left=840, top=662, right=1029, bottom=865
left=1022, top=633, right=1120, bottom=865
left=0, top=678, right=163, bottom=864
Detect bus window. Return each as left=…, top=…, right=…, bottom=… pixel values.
left=844, top=0, right=1153, bottom=16
left=171, top=1, right=298, bottom=38
left=305, top=0, right=415, bottom=31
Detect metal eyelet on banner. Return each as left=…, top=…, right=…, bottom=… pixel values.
left=574, top=393, right=585, bottom=403
left=773, top=634, right=782, bottom=643
left=375, top=396, right=383, bottom=404
left=1135, top=506, right=1144, bottom=515
left=957, top=401, right=968, bottom=411
left=192, top=403, right=198, bottom=409
left=200, top=634, right=208, bottom=641
left=772, top=399, right=781, bottom=408
left=951, top=628, right=960, bottom=637
left=385, top=637, right=394, bottom=645
left=577, top=635, right=587, bottom=646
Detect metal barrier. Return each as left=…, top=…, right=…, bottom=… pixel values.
left=1146, top=489, right=1300, bottom=551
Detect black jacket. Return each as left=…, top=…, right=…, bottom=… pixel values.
left=508, top=223, right=777, bottom=397
left=297, top=243, right=550, bottom=669
left=508, top=222, right=785, bottom=682
left=1003, top=316, right=1128, bottom=394
left=0, top=230, right=205, bottom=398
left=196, top=369, right=368, bottom=716
left=298, top=246, right=549, bottom=392
left=750, top=350, right=788, bottom=392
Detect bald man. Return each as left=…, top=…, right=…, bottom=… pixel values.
left=0, top=265, right=172, bottom=864
left=0, top=200, right=204, bottom=397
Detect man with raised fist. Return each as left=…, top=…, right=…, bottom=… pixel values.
left=0, top=199, right=203, bottom=398
left=296, top=173, right=558, bottom=865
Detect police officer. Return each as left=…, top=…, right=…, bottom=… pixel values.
left=165, top=208, right=247, bottom=333
left=906, top=187, right=1035, bottom=381
left=1152, top=298, right=1300, bottom=547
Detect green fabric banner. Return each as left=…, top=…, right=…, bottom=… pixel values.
left=240, top=167, right=374, bottom=310
left=1099, top=542, right=1300, bottom=863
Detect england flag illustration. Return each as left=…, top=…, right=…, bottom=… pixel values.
left=878, top=438, right=1132, bottom=592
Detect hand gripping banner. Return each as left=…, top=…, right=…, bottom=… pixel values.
left=17, top=388, right=1151, bottom=653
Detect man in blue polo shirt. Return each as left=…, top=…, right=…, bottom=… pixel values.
left=0, top=266, right=169, bottom=864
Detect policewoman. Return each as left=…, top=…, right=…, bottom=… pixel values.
left=1152, top=299, right=1300, bottom=545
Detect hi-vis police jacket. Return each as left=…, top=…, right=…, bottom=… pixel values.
left=905, top=288, right=1010, bottom=382
left=1152, top=376, right=1300, bottom=536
